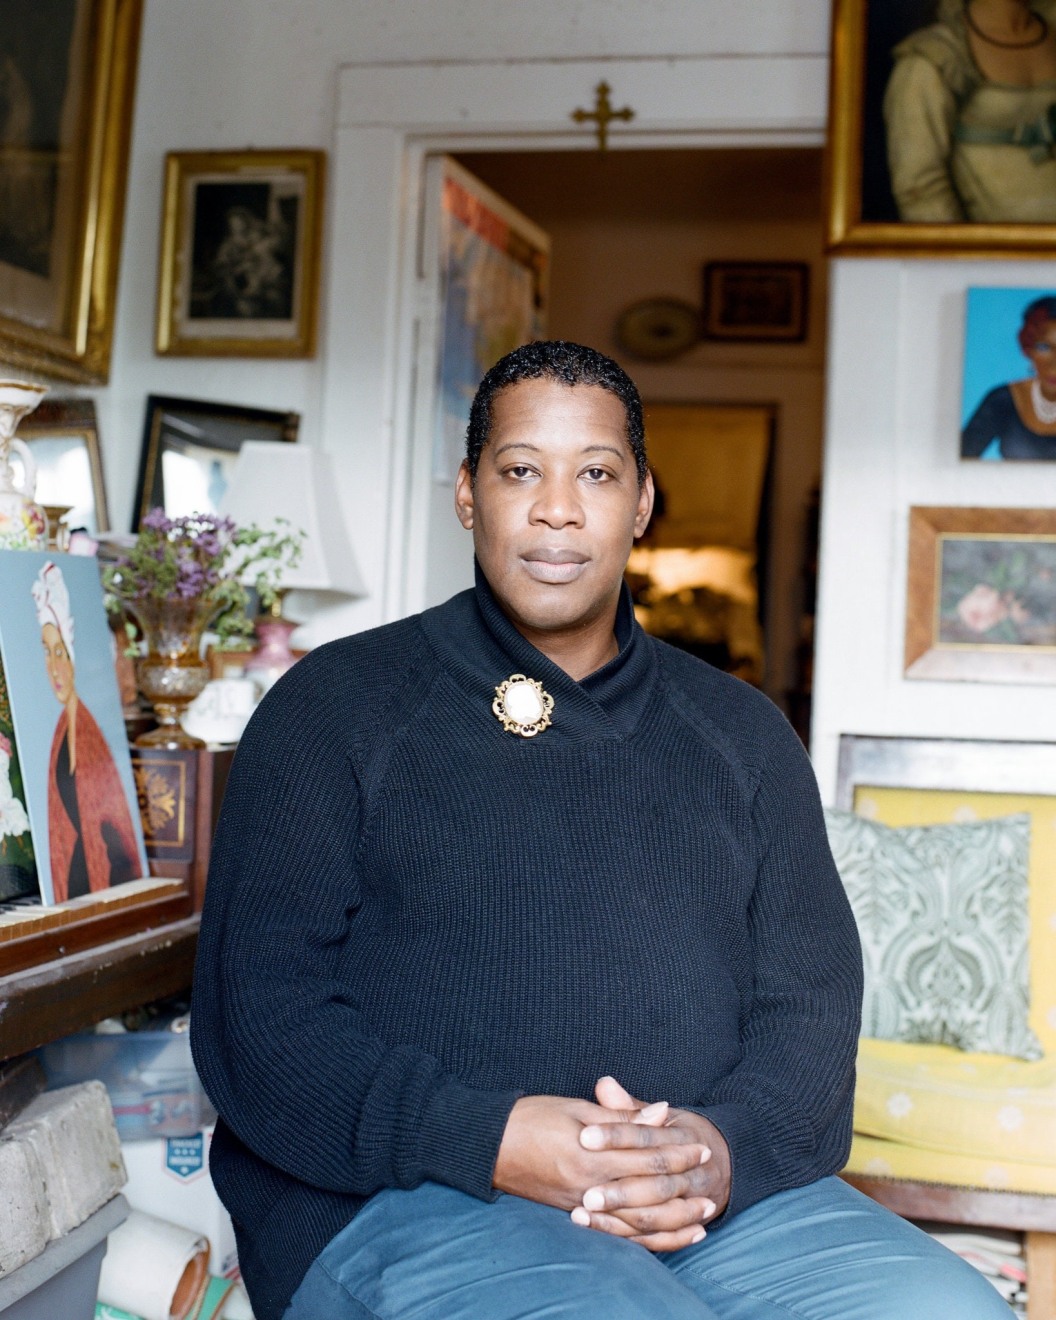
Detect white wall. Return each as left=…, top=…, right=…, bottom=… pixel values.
left=811, top=260, right=1056, bottom=800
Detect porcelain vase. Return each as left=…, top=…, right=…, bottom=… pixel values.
left=0, top=381, right=48, bottom=551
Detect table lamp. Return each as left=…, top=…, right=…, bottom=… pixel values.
left=220, top=440, right=365, bottom=686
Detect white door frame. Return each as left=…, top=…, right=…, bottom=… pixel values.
left=315, top=55, right=827, bottom=640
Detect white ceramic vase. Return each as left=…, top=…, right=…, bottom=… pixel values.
left=0, top=380, right=48, bottom=551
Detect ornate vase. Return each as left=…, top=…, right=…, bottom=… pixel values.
left=128, top=598, right=215, bottom=748
left=0, top=380, right=48, bottom=551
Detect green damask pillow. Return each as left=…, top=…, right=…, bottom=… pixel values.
left=824, top=809, right=1042, bottom=1061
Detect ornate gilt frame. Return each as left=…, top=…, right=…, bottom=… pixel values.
left=826, top=0, right=1056, bottom=256
left=0, top=0, right=142, bottom=382
left=155, top=149, right=325, bottom=358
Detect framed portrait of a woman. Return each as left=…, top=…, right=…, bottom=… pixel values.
left=828, top=0, right=1056, bottom=253
left=961, top=286, right=1056, bottom=459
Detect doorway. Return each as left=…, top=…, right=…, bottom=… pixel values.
left=449, top=146, right=827, bottom=717
left=321, top=54, right=829, bottom=724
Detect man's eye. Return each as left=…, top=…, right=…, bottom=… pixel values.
left=584, top=467, right=609, bottom=481
left=508, top=465, right=534, bottom=478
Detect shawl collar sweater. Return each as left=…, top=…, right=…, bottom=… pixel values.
left=192, top=569, right=863, bottom=1320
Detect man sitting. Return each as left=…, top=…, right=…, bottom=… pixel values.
left=192, top=340, right=1009, bottom=1320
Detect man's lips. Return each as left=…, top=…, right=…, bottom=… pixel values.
left=521, top=548, right=590, bottom=583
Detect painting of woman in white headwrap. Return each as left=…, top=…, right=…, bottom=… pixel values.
left=31, top=560, right=140, bottom=902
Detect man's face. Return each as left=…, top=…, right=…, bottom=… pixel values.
left=455, top=377, right=653, bottom=643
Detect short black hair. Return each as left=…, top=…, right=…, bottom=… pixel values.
left=465, top=340, right=647, bottom=485
left=1019, top=296, right=1056, bottom=352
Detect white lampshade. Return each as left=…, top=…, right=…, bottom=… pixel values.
left=220, top=441, right=365, bottom=598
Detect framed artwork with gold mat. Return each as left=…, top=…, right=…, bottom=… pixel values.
left=155, top=149, right=325, bottom=358
left=0, top=0, right=142, bottom=382
left=826, top=0, right=1056, bottom=255
left=904, top=506, right=1056, bottom=682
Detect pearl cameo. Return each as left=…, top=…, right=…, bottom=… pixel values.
left=492, top=674, right=554, bottom=738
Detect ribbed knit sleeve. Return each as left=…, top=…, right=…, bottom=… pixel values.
left=694, top=708, right=863, bottom=1218
left=191, top=637, right=521, bottom=1206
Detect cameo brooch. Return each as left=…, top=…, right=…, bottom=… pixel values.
left=492, top=674, right=554, bottom=738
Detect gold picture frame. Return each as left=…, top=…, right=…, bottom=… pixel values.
left=905, top=506, right=1056, bottom=683
left=826, top=0, right=1056, bottom=256
left=19, top=397, right=109, bottom=534
left=156, top=149, right=325, bottom=358
left=0, top=0, right=142, bottom=382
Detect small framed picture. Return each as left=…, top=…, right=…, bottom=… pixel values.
left=133, top=394, right=300, bottom=528
left=905, top=506, right=1056, bottom=684
left=19, top=398, right=109, bottom=535
left=155, top=149, right=326, bottom=358
left=702, top=262, right=809, bottom=343
left=961, top=287, right=1056, bottom=462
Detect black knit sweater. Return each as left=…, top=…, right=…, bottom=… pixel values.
left=191, top=572, right=863, bottom=1320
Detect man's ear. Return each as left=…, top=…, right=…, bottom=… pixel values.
left=633, top=469, right=655, bottom=539
left=454, top=460, right=475, bottom=530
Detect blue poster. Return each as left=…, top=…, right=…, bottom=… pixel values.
left=0, top=550, right=146, bottom=905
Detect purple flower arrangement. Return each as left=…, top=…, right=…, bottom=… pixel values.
left=104, top=508, right=304, bottom=649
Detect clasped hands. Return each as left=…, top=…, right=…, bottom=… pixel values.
left=493, top=1076, right=730, bottom=1252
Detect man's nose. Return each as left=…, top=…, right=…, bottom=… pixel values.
left=530, top=475, right=584, bottom=527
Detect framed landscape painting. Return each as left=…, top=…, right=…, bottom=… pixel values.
left=905, top=506, right=1056, bottom=682
left=827, top=0, right=1056, bottom=255
left=156, top=149, right=325, bottom=358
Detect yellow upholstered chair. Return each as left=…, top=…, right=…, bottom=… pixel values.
left=831, top=735, right=1056, bottom=1318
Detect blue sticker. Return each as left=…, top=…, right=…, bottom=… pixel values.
left=165, top=1132, right=205, bottom=1180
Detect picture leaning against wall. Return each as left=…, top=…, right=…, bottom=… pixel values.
left=962, top=287, right=1056, bottom=460
left=0, top=655, right=37, bottom=902
left=0, top=550, right=147, bottom=904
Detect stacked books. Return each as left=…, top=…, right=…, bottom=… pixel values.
left=920, top=1223, right=1027, bottom=1316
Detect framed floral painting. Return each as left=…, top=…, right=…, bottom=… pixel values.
left=905, top=506, right=1056, bottom=682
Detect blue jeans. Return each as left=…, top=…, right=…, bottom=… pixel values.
left=283, top=1176, right=1012, bottom=1318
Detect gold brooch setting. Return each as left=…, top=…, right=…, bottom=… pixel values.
left=492, top=674, right=554, bottom=738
